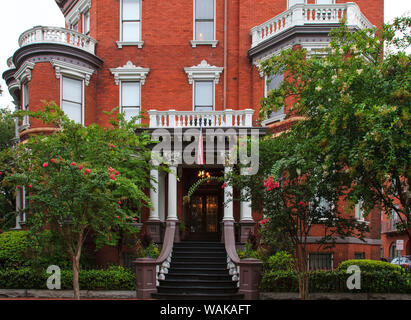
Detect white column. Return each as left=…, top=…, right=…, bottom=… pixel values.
left=223, top=166, right=234, bottom=221
left=167, top=165, right=178, bottom=221
left=240, top=189, right=253, bottom=222
left=149, top=169, right=160, bottom=221
left=158, top=171, right=166, bottom=222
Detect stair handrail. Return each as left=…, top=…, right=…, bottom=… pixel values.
left=155, top=220, right=177, bottom=284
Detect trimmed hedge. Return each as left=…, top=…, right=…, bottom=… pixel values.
left=336, top=259, right=402, bottom=273
left=0, top=266, right=136, bottom=290
left=260, top=270, right=411, bottom=293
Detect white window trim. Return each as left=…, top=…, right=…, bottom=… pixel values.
left=287, top=0, right=306, bottom=9
left=315, top=0, right=335, bottom=4
left=193, top=80, right=215, bottom=111
left=83, top=9, right=90, bottom=35
left=66, top=0, right=92, bottom=30
left=51, top=59, right=94, bottom=86
left=184, top=60, right=223, bottom=84
left=21, top=82, right=30, bottom=129
left=60, top=76, right=85, bottom=125
left=116, top=0, right=144, bottom=49
left=120, top=81, right=141, bottom=123
left=15, top=61, right=35, bottom=88
left=191, top=0, right=218, bottom=48
left=109, top=61, right=150, bottom=85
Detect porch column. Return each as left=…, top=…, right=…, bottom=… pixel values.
left=240, top=187, right=255, bottom=243
left=146, top=169, right=162, bottom=243
left=167, top=165, right=178, bottom=221
left=223, top=166, right=234, bottom=221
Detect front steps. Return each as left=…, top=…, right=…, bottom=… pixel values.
left=152, top=241, right=243, bottom=300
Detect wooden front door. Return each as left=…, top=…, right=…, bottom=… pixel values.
left=188, top=193, right=220, bottom=241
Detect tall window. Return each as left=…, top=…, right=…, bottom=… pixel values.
left=389, top=242, right=397, bottom=261
left=62, top=77, right=83, bottom=124
left=355, top=201, right=365, bottom=221
left=83, top=10, right=90, bottom=35
left=265, top=73, right=284, bottom=120
left=22, top=83, right=29, bottom=127
left=121, top=0, right=141, bottom=42
left=121, top=81, right=140, bottom=122
left=194, top=81, right=213, bottom=111
left=195, top=0, right=214, bottom=41
left=288, top=0, right=305, bottom=8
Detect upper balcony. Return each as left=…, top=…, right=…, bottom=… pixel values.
left=381, top=220, right=399, bottom=234
left=18, top=26, right=97, bottom=55
left=249, top=2, right=374, bottom=56
left=148, top=109, right=255, bottom=129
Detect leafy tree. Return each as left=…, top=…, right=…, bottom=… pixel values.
left=0, top=108, right=17, bottom=230
left=259, top=18, right=410, bottom=243
left=4, top=104, right=159, bottom=299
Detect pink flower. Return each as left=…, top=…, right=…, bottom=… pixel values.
left=0, top=172, right=2, bottom=175
left=110, top=175, right=116, bottom=181
left=298, top=201, right=305, bottom=206
left=85, top=169, right=91, bottom=174
left=42, top=162, right=49, bottom=168
left=109, top=143, right=116, bottom=148
left=116, top=216, right=119, bottom=219
left=274, top=182, right=280, bottom=189
left=118, top=200, right=122, bottom=205
left=50, top=158, right=56, bottom=163
left=115, top=171, right=120, bottom=176
left=28, top=184, right=33, bottom=189
left=70, top=162, right=76, bottom=167
left=259, top=218, right=270, bottom=225
left=78, top=164, right=83, bottom=170
left=108, top=167, right=115, bottom=173
left=221, top=182, right=227, bottom=189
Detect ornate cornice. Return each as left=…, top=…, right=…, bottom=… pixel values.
left=14, top=61, right=35, bottom=86
left=51, top=59, right=94, bottom=85
left=184, top=60, right=224, bottom=84
left=110, top=61, right=150, bottom=85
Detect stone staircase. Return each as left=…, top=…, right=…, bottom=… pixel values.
left=152, top=241, right=243, bottom=300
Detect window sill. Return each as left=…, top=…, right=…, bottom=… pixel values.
left=116, top=41, right=144, bottom=49
left=190, top=40, right=218, bottom=48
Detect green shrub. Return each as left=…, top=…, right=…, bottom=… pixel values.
left=336, top=259, right=402, bottom=273
left=260, top=269, right=411, bottom=293
left=0, top=231, right=31, bottom=268
left=0, top=266, right=136, bottom=290
left=265, top=251, right=295, bottom=272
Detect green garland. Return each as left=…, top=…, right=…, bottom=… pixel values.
left=183, top=176, right=225, bottom=204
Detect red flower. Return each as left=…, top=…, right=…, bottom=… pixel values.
left=0, top=172, right=2, bottom=175
left=28, top=184, right=33, bottom=189
left=42, top=162, right=49, bottom=168
left=221, top=182, right=227, bottom=189
left=78, top=164, right=83, bottom=170
left=85, top=169, right=91, bottom=174
left=109, top=143, right=116, bottom=148
left=115, top=171, right=120, bottom=176
left=70, top=162, right=76, bottom=167
left=259, top=218, right=270, bottom=225
left=118, top=200, right=122, bottom=205
left=110, top=175, right=116, bottom=181
left=116, top=216, right=119, bottom=219
left=298, top=201, right=305, bottom=206
left=264, top=176, right=275, bottom=191
left=50, top=158, right=56, bottom=163
left=274, top=182, right=280, bottom=189
left=108, top=167, right=115, bottom=173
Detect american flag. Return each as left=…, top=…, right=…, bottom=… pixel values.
left=196, top=124, right=204, bottom=165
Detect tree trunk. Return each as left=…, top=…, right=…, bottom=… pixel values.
left=72, top=255, right=80, bottom=300
left=296, top=245, right=310, bottom=300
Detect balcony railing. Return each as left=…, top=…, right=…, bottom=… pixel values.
left=250, top=2, right=374, bottom=49
left=148, top=109, right=254, bottom=128
left=381, top=220, right=398, bottom=233
left=18, top=26, right=97, bottom=55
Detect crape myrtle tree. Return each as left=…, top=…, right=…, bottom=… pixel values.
left=228, top=126, right=368, bottom=300
left=0, top=108, right=17, bottom=230
left=259, top=17, right=410, bottom=244
left=4, top=104, right=160, bottom=300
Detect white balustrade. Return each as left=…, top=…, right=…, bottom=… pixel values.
left=18, top=26, right=97, bottom=55
left=250, top=2, right=374, bottom=49
left=148, top=109, right=254, bottom=128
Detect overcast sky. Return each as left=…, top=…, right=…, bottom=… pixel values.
left=0, top=0, right=410, bottom=110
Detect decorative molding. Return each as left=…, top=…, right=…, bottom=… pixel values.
left=184, top=60, right=224, bottom=84
left=66, top=0, right=91, bottom=25
left=14, top=61, right=35, bottom=87
left=116, top=41, right=144, bottom=49
left=190, top=40, right=219, bottom=48
left=109, top=61, right=150, bottom=85
left=50, top=59, right=94, bottom=86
